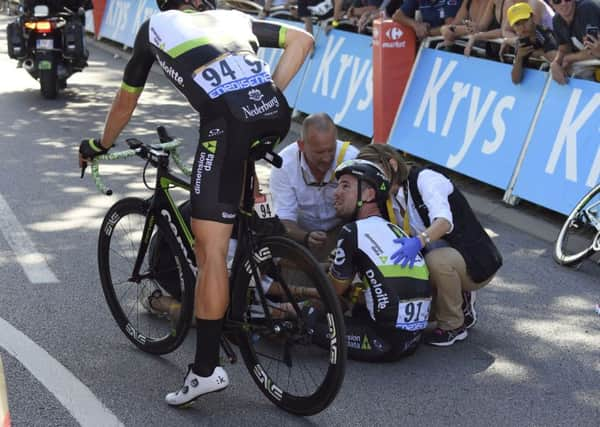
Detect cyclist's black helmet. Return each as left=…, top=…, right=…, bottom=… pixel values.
left=156, top=0, right=216, bottom=11
left=335, top=159, right=390, bottom=202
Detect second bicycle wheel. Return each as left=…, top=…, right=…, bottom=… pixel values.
left=230, top=236, right=346, bottom=416
left=98, top=197, right=195, bottom=354
left=554, top=186, right=600, bottom=266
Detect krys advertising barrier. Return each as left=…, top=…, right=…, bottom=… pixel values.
left=99, top=0, right=158, bottom=47
left=512, top=79, right=600, bottom=215
left=295, top=28, right=374, bottom=137
left=388, top=48, right=547, bottom=190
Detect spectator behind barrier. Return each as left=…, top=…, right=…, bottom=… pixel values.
left=461, top=0, right=504, bottom=56
left=357, top=144, right=502, bottom=347
left=461, top=0, right=552, bottom=59
left=259, top=0, right=294, bottom=17
left=550, top=0, right=600, bottom=84
left=332, top=0, right=382, bottom=32
left=392, top=0, right=463, bottom=40
left=269, top=113, right=359, bottom=261
left=297, top=0, right=334, bottom=34
left=508, top=2, right=557, bottom=83
left=440, top=0, right=494, bottom=48
left=498, top=0, right=554, bottom=59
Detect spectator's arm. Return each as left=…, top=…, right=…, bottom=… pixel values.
left=260, top=0, right=273, bottom=17
left=563, top=49, right=596, bottom=67
left=543, top=49, right=557, bottom=63
left=449, top=0, right=468, bottom=25
left=550, top=44, right=570, bottom=85
left=584, top=34, right=600, bottom=59
left=428, top=25, right=444, bottom=37
left=392, top=2, right=430, bottom=39
left=281, top=219, right=311, bottom=245
left=352, top=5, right=377, bottom=17
left=511, top=45, right=534, bottom=84
left=333, top=0, right=345, bottom=21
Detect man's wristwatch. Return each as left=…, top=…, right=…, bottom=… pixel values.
left=419, top=231, right=431, bottom=246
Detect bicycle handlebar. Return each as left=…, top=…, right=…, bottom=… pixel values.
left=90, top=139, right=191, bottom=196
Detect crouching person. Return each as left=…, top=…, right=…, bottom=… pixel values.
left=312, top=159, right=432, bottom=362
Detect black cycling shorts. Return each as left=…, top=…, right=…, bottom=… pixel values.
left=345, top=305, right=421, bottom=363
left=190, top=83, right=291, bottom=223
left=311, top=305, right=421, bottom=363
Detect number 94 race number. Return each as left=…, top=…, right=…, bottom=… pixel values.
left=194, top=54, right=272, bottom=99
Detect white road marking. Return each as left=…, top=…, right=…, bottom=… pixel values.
left=0, top=194, right=58, bottom=283
left=0, top=317, right=124, bottom=427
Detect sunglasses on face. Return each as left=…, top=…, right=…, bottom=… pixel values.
left=551, top=0, right=571, bottom=5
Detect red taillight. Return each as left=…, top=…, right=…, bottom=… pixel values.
left=35, top=21, right=52, bottom=33
left=24, top=21, right=53, bottom=33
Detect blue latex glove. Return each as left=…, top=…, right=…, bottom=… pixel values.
left=391, top=237, right=422, bottom=268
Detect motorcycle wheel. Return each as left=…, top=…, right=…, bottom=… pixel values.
left=40, top=68, right=58, bottom=99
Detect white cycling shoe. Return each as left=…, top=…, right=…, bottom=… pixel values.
left=165, top=365, right=229, bottom=407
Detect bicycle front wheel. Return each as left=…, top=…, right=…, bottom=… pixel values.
left=554, top=186, right=600, bottom=266
left=230, top=236, right=346, bottom=416
left=98, top=197, right=195, bottom=354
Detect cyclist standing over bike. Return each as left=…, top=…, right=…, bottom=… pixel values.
left=78, top=0, right=314, bottom=407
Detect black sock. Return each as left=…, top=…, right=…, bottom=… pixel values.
left=193, top=318, right=224, bottom=377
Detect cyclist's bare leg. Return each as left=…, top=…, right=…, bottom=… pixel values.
left=192, top=219, right=232, bottom=319
left=190, top=218, right=233, bottom=376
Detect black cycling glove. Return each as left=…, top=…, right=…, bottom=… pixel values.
left=79, top=138, right=109, bottom=160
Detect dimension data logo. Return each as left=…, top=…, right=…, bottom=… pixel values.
left=157, top=57, right=184, bottom=87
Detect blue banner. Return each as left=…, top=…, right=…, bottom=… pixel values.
left=99, top=0, right=158, bottom=47
left=389, top=49, right=547, bottom=190
left=295, top=29, right=373, bottom=137
left=512, top=79, right=600, bottom=214
left=256, top=18, right=316, bottom=108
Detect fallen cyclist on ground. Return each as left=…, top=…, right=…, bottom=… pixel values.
left=308, top=159, right=433, bottom=362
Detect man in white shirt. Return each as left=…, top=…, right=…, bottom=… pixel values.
left=270, top=112, right=358, bottom=261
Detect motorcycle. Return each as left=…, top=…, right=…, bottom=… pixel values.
left=6, top=3, right=87, bottom=99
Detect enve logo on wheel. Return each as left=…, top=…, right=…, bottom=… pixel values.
left=253, top=364, right=283, bottom=401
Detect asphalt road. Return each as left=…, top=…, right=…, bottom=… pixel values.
left=0, top=13, right=599, bottom=427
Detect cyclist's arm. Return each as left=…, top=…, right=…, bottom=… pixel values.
left=280, top=219, right=310, bottom=244
left=328, top=223, right=358, bottom=296
left=252, top=20, right=314, bottom=90
left=100, top=21, right=154, bottom=149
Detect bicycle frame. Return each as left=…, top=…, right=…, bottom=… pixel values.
left=95, top=141, right=302, bottom=343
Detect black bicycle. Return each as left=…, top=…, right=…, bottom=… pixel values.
left=87, top=127, right=346, bottom=416
left=553, top=183, right=600, bottom=267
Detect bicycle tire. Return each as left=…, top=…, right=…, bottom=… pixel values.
left=230, top=236, right=346, bottom=416
left=98, top=197, right=195, bottom=354
left=553, top=185, right=600, bottom=266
